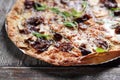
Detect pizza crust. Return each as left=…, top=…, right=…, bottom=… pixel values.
left=6, top=0, right=120, bottom=66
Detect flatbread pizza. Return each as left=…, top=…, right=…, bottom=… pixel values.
left=6, top=0, right=120, bottom=66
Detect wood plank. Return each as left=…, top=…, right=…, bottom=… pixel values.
left=0, top=67, right=120, bottom=80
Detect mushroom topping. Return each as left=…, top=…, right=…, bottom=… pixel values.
left=55, top=42, right=73, bottom=52
left=104, top=0, right=117, bottom=9
left=24, top=0, right=34, bottom=9
left=115, top=26, right=120, bottom=34
left=95, top=39, right=109, bottom=50
left=31, top=38, right=51, bottom=53
left=74, top=14, right=91, bottom=23
left=27, top=17, right=44, bottom=26
left=53, top=33, right=62, bottom=41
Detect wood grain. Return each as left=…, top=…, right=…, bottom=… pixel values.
left=0, top=67, right=120, bottom=80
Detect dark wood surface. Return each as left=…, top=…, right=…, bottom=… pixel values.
left=0, top=0, right=120, bottom=80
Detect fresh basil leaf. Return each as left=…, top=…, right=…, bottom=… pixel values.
left=35, top=4, right=47, bottom=11
left=64, top=22, right=76, bottom=28
left=33, top=32, right=50, bottom=39
left=96, top=47, right=107, bottom=53
left=51, top=8, right=60, bottom=14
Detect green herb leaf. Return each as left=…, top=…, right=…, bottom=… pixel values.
left=96, top=47, right=107, bottom=53
left=110, top=8, right=120, bottom=11
left=62, top=11, right=71, bottom=17
left=35, top=4, right=47, bottom=11
left=82, top=1, right=87, bottom=10
left=71, top=9, right=82, bottom=18
left=50, top=8, right=60, bottom=14
left=64, top=22, right=77, bottom=28
left=33, top=32, right=50, bottom=39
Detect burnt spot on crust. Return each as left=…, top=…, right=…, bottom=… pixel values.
left=55, top=42, right=73, bottom=52
left=96, top=39, right=109, bottom=50
left=74, top=14, right=91, bottom=23
left=31, top=38, right=51, bottom=53
left=53, top=33, right=62, bottom=41
left=24, top=0, right=34, bottom=9
left=104, top=0, right=117, bottom=9
left=115, top=26, right=120, bottom=34
left=27, top=17, right=44, bottom=26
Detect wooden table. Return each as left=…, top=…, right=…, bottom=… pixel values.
left=0, top=0, right=120, bottom=80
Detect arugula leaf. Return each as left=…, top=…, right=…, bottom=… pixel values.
left=96, top=47, right=107, bottom=53
left=50, top=8, right=60, bottom=14
left=34, top=4, right=47, bottom=11
left=33, top=32, right=50, bottom=39
left=64, top=22, right=77, bottom=28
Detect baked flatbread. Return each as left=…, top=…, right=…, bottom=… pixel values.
left=6, top=0, right=120, bottom=66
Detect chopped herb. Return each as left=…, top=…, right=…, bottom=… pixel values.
left=34, top=4, right=47, bottom=11
left=82, top=1, right=87, bottom=10
left=96, top=47, right=107, bottom=53
left=71, top=1, right=87, bottom=18
left=64, top=22, right=77, bottom=28
left=62, top=11, right=71, bottom=17
left=110, top=7, right=120, bottom=11
left=71, top=9, right=82, bottom=18
left=50, top=8, right=60, bottom=14
left=33, top=32, right=50, bottom=39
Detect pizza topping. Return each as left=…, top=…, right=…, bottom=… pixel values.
left=104, top=0, right=117, bottom=9
left=27, top=17, right=44, bottom=26
left=114, top=11, right=120, bottom=16
left=30, top=26, right=40, bottom=32
left=95, top=47, right=107, bottom=53
left=60, top=0, right=69, bottom=4
left=64, top=22, right=77, bottom=29
left=34, top=2, right=47, bottom=11
left=53, top=33, right=62, bottom=41
left=33, top=32, right=51, bottom=40
left=79, top=47, right=91, bottom=56
left=95, top=39, right=109, bottom=50
left=19, top=29, right=30, bottom=34
left=31, top=38, right=51, bottom=53
left=24, top=0, right=34, bottom=9
left=74, top=14, right=91, bottom=23
left=55, top=42, right=73, bottom=52
left=115, top=26, right=120, bottom=34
